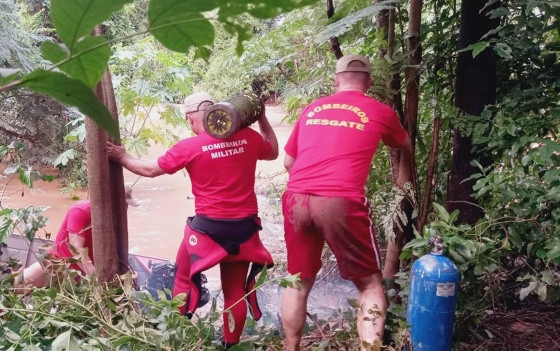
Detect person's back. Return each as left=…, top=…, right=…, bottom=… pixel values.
left=51, top=200, right=92, bottom=262
left=107, top=91, right=279, bottom=348
left=281, top=55, right=411, bottom=351
left=157, top=127, right=270, bottom=218
left=285, top=91, right=408, bottom=197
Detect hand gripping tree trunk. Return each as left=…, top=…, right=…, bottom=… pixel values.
left=448, top=0, right=498, bottom=224
left=85, top=27, right=129, bottom=282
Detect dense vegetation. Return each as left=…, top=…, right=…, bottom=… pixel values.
left=1, top=0, right=559, bottom=349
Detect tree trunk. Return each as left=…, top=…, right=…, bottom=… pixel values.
left=448, top=0, right=498, bottom=224
left=417, top=117, right=441, bottom=232
left=98, top=69, right=129, bottom=275
left=377, top=0, right=420, bottom=282
left=326, top=0, right=343, bottom=58
left=86, top=27, right=128, bottom=282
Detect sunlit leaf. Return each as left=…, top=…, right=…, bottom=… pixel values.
left=432, top=203, right=450, bottom=223
left=519, top=281, right=537, bottom=300
left=51, top=329, right=81, bottom=351
left=50, top=0, right=134, bottom=49
left=20, top=70, right=119, bottom=140
left=278, top=273, right=300, bottom=288
left=18, top=166, right=34, bottom=188
left=0, top=218, right=15, bottom=243
left=41, top=36, right=110, bottom=88
left=537, top=283, right=547, bottom=301
left=53, top=149, right=77, bottom=167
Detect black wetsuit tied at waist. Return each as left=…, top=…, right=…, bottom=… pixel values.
left=187, top=215, right=262, bottom=255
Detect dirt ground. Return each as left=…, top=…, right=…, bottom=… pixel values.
left=459, top=303, right=560, bottom=351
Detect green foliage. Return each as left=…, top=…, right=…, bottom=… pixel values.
left=316, top=0, right=401, bottom=43
left=1, top=0, right=321, bottom=141
left=109, top=36, right=189, bottom=156
left=20, top=70, right=120, bottom=139
left=0, top=0, right=47, bottom=71
left=41, top=37, right=111, bottom=88
left=0, top=206, right=48, bottom=243
left=0, top=254, right=302, bottom=350
left=0, top=141, right=55, bottom=189
left=53, top=116, right=88, bottom=192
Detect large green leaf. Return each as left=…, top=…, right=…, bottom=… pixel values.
left=50, top=0, right=134, bottom=50
left=21, top=70, right=119, bottom=140
left=148, top=0, right=319, bottom=54
left=41, top=36, right=110, bottom=88
left=148, top=0, right=216, bottom=53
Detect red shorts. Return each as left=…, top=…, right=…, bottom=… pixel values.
left=282, top=191, right=381, bottom=280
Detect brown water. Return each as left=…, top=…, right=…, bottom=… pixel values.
left=0, top=105, right=292, bottom=261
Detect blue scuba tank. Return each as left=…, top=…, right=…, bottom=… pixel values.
left=407, top=236, right=460, bottom=350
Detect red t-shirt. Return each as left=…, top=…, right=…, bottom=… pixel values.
left=50, top=200, right=93, bottom=262
left=285, top=90, right=409, bottom=197
left=158, top=128, right=272, bottom=218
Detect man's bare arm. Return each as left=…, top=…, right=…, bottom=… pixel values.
left=106, top=142, right=165, bottom=178
left=258, top=115, right=279, bottom=160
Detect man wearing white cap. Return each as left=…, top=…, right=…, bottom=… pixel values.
left=281, top=55, right=412, bottom=350
left=107, top=91, right=278, bottom=348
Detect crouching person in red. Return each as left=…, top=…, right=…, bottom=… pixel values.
left=16, top=187, right=138, bottom=289
left=107, top=91, right=279, bottom=348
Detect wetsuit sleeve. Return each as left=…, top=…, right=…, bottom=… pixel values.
left=66, top=206, right=90, bottom=237
left=381, top=108, right=409, bottom=148
left=157, top=139, right=193, bottom=174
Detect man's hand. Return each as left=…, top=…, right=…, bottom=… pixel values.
left=106, top=141, right=165, bottom=178
left=106, top=141, right=126, bottom=162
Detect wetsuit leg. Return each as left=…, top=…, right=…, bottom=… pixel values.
left=172, top=237, right=193, bottom=316
left=220, top=260, right=250, bottom=344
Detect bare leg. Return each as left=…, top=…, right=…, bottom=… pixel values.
left=352, top=272, right=387, bottom=350
left=281, top=277, right=316, bottom=351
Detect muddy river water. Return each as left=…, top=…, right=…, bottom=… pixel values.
left=1, top=105, right=358, bottom=324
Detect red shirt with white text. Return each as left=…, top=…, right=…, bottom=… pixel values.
left=285, top=90, right=408, bottom=197
left=158, top=128, right=272, bottom=218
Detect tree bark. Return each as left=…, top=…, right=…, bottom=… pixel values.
left=381, top=0, right=421, bottom=282
left=86, top=26, right=128, bottom=282
left=326, top=0, right=343, bottom=58
left=98, top=69, right=129, bottom=275
left=375, top=0, right=420, bottom=282
left=448, top=0, right=498, bottom=224
left=417, top=117, right=441, bottom=232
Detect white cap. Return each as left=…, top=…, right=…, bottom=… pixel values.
left=184, top=92, right=214, bottom=114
